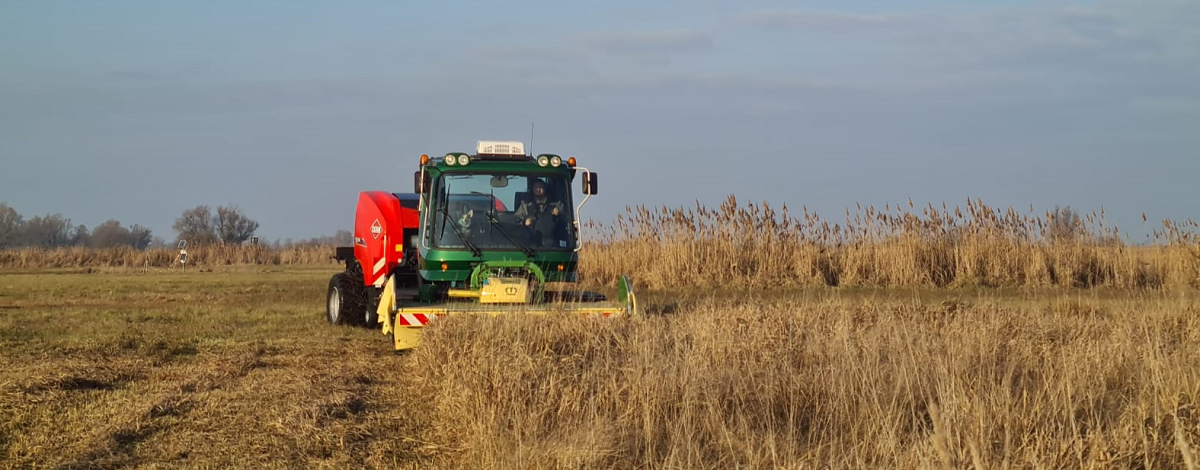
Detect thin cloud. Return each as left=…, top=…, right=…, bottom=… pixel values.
left=458, top=29, right=713, bottom=75
left=464, top=44, right=580, bottom=64
left=577, top=28, right=714, bottom=56
left=730, top=3, right=1196, bottom=93
left=735, top=9, right=918, bottom=32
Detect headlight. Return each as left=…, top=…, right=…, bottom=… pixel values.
left=537, top=156, right=549, bottom=167
left=444, top=154, right=456, bottom=166
left=550, top=156, right=562, bottom=167
left=456, top=154, right=470, bottom=166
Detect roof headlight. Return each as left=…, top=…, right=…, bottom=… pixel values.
left=536, top=155, right=550, bottom=167
left=444, top=154, right=456, bottom=166
left=456, top=154, right=470, bottom=166
left=550, top=156, right=562, bottom=167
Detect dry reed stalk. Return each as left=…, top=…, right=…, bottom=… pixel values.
left=404, top=297, right=1200, bottom=469
left=582, top=198, right=1200, bottom=290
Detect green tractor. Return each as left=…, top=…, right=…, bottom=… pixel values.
left=326, top=141, right=637, bottom=350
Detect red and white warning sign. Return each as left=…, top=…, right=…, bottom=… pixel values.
left=370, top=219, right=382, bottom=240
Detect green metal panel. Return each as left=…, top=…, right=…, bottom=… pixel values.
left=419, top=248, right=578, bottom=283
left=427, top=159, right=575, bottom=178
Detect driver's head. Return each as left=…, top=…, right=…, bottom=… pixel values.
left=531, top=180, right=547, bottom=197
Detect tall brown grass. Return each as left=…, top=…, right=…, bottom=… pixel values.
left=407, top=297, right=1200, bottom=469
left=583, top=197, right=1200, bottom=290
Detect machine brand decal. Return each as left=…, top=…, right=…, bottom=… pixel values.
left=505, top=287, right=519, bottom=295
left=354, top=237, right=366, bottom=247
left=370, top=219, right=382, bottom=240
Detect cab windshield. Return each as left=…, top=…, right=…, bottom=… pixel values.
left=430, top=173, right=576, bottom=252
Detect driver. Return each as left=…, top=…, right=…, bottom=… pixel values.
left=515, top=180, right=565, bottom=227
left=515, top=180, right=566, bottom=247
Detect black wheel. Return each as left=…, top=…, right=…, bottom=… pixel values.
left=364, top=290, right=379, bottom=328
left=326, top=273, right=364, bottom=325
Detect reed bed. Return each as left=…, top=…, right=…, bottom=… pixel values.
left=407, top=296, right=1200, bottom=469
left=3, top=198, right=1197, bottom=292
left=583, top=197, right=1200, bottom=290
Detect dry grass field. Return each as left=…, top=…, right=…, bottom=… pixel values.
left=1, top=267, right=1198, bottom=469
left=2, top=200, right=1199, bottom=468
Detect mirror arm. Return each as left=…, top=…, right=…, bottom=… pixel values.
left=574, top=167, right=592, bottom=253
left=419, top=166, right=433, bottom=250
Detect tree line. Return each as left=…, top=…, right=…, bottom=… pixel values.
left=0, top=203, right=262, bottom=250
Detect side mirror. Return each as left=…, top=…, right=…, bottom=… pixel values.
left=583, top=171, right=598, bottom=195
left=414, top=171, right=432, bottom=194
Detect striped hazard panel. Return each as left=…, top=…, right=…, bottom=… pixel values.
left=396, top=313, right=441, bottom=326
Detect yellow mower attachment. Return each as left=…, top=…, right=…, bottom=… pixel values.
left=376, top=273, right=637, bottom=350
left=447, top=276, right=531, bottom=304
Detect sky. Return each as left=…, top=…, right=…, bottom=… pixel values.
left=1, top=0, right=1197, bottom=243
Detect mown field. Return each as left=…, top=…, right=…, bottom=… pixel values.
left=2, top=265, right=1198, bottom=469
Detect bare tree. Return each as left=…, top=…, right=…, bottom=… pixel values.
left=22, top=214, right=73, bottom=248
left=70, top=224, right=91, bottom=247
left=91, top=220, right=130, bottom=248
left=0, top=203, right=23, bottom=249
left=128, top=224, right=153, bottom=250
left=79, top=220, right=150, bottom=249
left=215, top=205, right=259, bottom=245
left=173, top=205, right=218, bottom=245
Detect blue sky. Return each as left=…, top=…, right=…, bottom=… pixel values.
left=1, top=0, right=1197, bottom=242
